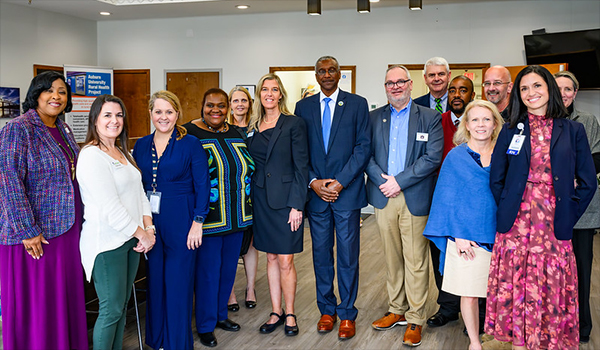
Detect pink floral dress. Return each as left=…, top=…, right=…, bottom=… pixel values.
left=485, top=113, right=579, bottom=349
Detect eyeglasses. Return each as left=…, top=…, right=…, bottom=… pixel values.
left=316, top=68, right=339, bottom=76
left=385, top=79, right=411, bottom=88
left=482, top=81, right=510, bottom=88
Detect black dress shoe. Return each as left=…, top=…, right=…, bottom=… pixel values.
left=284, top=314, right=299, bottom=336
left=426, top=312, right=459, bottom=327
left=216, top=318, right=241, bottom=332
left=227, top=303, right=240, bottom=312
left=259, top=311, right=284, bottom=334
left=580, top=335, right=590, bottom=343
left=245, top=289, right=257, bottom=309
left=199, top=332, right=217, bottom=347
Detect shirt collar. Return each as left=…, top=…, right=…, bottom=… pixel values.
left=390, top=99, right=412, bottom=115
left=320, top=88, right=340, bottom=104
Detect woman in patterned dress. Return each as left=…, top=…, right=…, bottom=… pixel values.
left=486, top=65, right=597, bottom=350
left=184, top=88, right=254, bottom=347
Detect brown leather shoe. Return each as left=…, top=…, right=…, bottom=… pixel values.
left=317, top=314, right=337, bottom=333
left=372, top=312, right=407, bottom=330
left=338, top=320, right=356, bottom=340
left=402, top=323, right=422, bottom=347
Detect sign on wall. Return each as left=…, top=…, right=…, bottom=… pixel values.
left=64, top=65, right=113, bottom=142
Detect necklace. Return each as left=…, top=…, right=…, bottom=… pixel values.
left=202, top=118, right=229, bottom=133
left=263, top=116, right=279, bottom=124
left=55, top=125, right=76, bottom=181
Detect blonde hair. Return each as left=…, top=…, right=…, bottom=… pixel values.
left=453, top=100, right=504, bottom=146
left=228, top=86, right=253, bottom=126
left=149, top=90, right=187, bottom=140
left=248, top=74, right=292, bottom=133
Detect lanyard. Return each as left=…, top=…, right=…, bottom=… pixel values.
left=150, top=135, right=171, bottom=193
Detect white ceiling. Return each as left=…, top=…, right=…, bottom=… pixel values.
left=1, top=0, right=497, bottom=21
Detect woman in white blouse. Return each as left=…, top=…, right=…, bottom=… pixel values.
left=77, top=94, right=156, bottom=350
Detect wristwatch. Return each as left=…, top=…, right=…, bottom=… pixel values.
left=145, top=225, right=156, bottom=232
left=194, top=215, right=205, bottom=224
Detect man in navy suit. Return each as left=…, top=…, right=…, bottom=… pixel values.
left=294, top=56, right=371, bottom=341
left=366, top=65, right=443, bottom=347
left=413, top=57, right=451, bottom=113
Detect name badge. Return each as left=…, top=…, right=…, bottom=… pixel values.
left=147, top=190, right=162, bottom=214
left=416, top=132, right=429, bottom=142
left=247, top=131, right=254, bottom=137
left=111, top=161, right=124, bottom=169
left=507, top=135, right=526, bottom=155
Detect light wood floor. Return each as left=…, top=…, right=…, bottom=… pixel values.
left=2, top=215, right=598, bottom=349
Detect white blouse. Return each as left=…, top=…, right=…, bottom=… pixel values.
left=77, top=145, right=151, bottom=281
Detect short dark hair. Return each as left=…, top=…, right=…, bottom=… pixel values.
left=85, top=94, right=135, bottom=166
left=201, top=88, right=230, bottom=118
left=507, top=65, right=567, bottom=128
left=23, top=71, right=73, bottom=114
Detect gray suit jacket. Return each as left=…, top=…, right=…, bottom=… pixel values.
left=365, top=101, right=443, bottom=216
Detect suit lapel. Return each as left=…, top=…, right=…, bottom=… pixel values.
left=550, top=118, right=563, bottom=151
left=523, top=118, right=531, bottom=163
left=265, top=115, right=284, bottom=162
left=327, top=90, right=347, bottom=151
left=405, top=102, right=419, bottom=162
left=381, top=105, right=391, bottom=157
left=31, top=111, right=71, bottom=172
left=309, top=96, right=327, bottom=154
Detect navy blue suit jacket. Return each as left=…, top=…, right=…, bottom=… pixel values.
left=294, top=90, right=371, bottom=212
left=490, top=117, right=597, bottom=240
left=413, top=93, right=448, bottom=112
left=365, top=102, right=443, bottom=216
left=246, top=114, right=309, bottom=210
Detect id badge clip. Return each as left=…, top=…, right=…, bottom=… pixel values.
left=507, top=123, right=525, bottom=155
left=147, top=183, right=162, bottom=214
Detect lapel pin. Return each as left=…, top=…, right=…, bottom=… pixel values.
left=383, top=119, right=387, bottom=123
left=338, top=101, right=344, bottom=106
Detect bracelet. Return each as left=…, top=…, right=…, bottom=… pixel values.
left=145, top=225, right=156, bottom=232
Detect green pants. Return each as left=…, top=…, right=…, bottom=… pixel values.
left=91, top=238, right=140, bottom=350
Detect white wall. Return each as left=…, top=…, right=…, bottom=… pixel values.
left=0, top=2, right=97, bottom=127
left=97, top=0, right=600, bottom=118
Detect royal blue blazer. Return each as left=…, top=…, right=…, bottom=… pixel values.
left=490, top=117, right=596, bottom=240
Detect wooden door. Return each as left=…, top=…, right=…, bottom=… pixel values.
left=113, top=69, right=151, bottom=143
left=166, top=71, right=220, bottom=125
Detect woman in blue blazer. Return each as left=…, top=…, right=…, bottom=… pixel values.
left=486, top=65, right=596, bottom=350
left=246, top=73, right=309, bottom=336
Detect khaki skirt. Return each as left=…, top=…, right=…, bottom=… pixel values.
left=441, top=239, right=492, bottom=298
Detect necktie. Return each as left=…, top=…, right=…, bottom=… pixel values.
left=322, top=97, right=332, bottom=153
left=435, top=98, right=443, bottom=114
left=454, top=118, right=460, bottom=127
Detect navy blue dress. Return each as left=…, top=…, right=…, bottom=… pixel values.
left=133, top=130, right=210, bottom=350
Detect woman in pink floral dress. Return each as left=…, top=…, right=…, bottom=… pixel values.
left=487, top=65, right=597, bottom=350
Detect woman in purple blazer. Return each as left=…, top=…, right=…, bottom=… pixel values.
left=0, top=71, right=88, bottom=350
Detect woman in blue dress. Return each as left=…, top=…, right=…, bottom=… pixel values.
left=133, top=90, right=210, bottom=350
left=184, top=88, right=254, bottom=348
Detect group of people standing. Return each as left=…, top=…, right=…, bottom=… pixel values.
left=0, top=54, right=597, bottom=350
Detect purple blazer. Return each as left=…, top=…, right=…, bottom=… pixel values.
left=0, top=109, right=80, bottom=245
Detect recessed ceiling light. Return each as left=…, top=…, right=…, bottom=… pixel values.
left=236, top=5, right=249, bottom=9
left=100, top=11, right=111, bottom=15
left=370, top=0, right=380, bottom=2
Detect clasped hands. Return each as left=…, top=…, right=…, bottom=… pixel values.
left=379, top=174, right=401, bottom=198
left=311, top=179, right=343, bottom=203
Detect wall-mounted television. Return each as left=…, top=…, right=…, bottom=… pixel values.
left=524, top=28, right=600, bottom=89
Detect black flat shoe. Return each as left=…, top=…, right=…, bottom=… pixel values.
left=259, top=311, right=285, bottom=334
left=284, top=314, right=299, bottom=336
left=227, top=303, right=240, bottom=312
left=199, top=332, right=217, bottom=347
left=245, top=289, right=257, bottom=309
left=216, top=318, right=241, bottom=332
left=426, top=311, right=458, bottom=327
